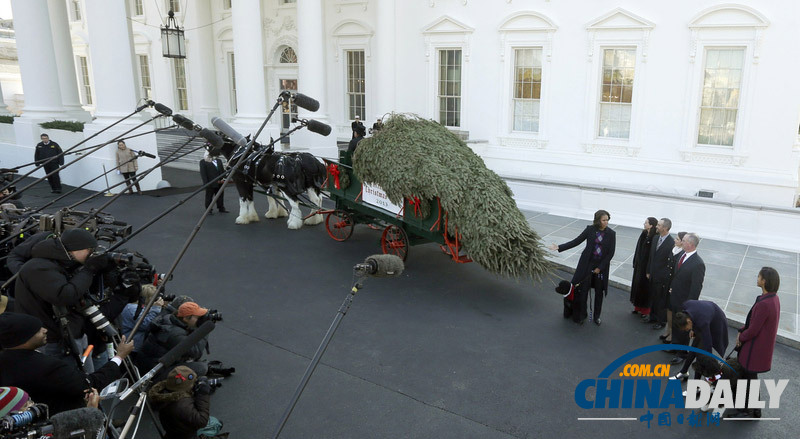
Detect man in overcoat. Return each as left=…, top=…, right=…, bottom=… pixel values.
left=34, top=134, right=64, bottom=193
left=668, top=233, right=705, bottom=364
left=671, top=300, right=729, bottom=380
left=647, top=218, right=674, bottom=330
left=199, top=152, right=228, bottom=214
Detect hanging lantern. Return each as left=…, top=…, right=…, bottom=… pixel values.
left=160, top=11, right=185, bottom=59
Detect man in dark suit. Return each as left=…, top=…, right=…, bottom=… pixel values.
left=647, top=218, right=674, bottom=330
left=199, top=152, right=228, bottom=214
left=670, top=300, right=729, bottom=380
left=668, top=233, right=705, bottom=364
left=0, top=313, right=133, bottom=415
left=34, top=133, right=64, bottom=193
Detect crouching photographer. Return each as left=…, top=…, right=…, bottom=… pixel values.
left=137, top=302, right=215, bottom=379
left=148, top=366, right=227, bottom=439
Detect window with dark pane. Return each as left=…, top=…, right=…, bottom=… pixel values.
left=438, top=49, right=462, bottom=127
left=346, top=50, right=366, bottom=120
left=513, top=48, right=542, bottom=132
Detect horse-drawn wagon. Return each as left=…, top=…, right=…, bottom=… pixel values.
left=321, top=151, right=470, bottom=263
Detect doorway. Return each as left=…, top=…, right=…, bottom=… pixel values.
left=280, top=78, right=298, bottom=147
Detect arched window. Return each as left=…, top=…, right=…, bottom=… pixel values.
left=279, top=47, right=297, bottom=64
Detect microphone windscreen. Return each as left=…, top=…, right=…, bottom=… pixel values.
left=158, top=320, right=215, bottom=367
left=365, top=254, right=404, bottom=277
left=50, top=407, right=105, bottom=439
left=306, top=119, right=332, bottom=137
left=199, top=128, right=224, bottom=149
left=153, top=103, right=173, bottom=116
left=211, top=117, right=247, bottom=147
left=133, top=149, right=157, bottom=159
left=172, top=114, right=196, bottom=131
left=292, top=93, right=320, bottom=112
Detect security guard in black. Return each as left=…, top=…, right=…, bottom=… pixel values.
left=34, top=133, right=64, bottom=193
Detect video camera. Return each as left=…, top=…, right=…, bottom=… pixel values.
left=198, top=308, right=223, bottom=326
left=1, top=405, right=105, bottom=439
left=0, top=404, right=48, bottom=435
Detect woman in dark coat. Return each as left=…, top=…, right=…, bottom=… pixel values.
left=729, top=267, right=781, bottom=418
left=549, top=210, right=616, bottom=326
left=630, top=217, right=658, bottom=317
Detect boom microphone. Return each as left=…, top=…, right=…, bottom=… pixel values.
left=211, top=117, right=247, bottom=147
left=354, top=254, right=404, bottom=277
left=199, top=129, right=224, bottom=149
left=172, top=114, right=197, bottom=131
left=131, top=149, right=157, bottom=159
left=121, top=320, right=215, bottom=400
left=153, top=102, right=173, bottom=116
left=49, top=407, right=105, bottom=439
left=292, top=93, right=320, bottom=112
left=306, top=119, right=332, bottom=136
left=135, top=100, right=155, bottom=112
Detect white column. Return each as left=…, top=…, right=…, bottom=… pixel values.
left=187, top=0, right=220, bottom=127
left=0, top=81, right=10, bottom=115
left=78, top=0, right=162, bottom=191
left=84, top=0, right=139, bottom=122
left=374, top=0, right=396, bottom=121
left=48, top=0, right=91, bottom=122
left=10, top=0, right=65, bottom=118
left=231, top=0, right=268, bottom=124
left=295, top=0, right=336, bottom=157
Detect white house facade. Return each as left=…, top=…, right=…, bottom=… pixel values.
left=0, top=0, right=798, bottom=250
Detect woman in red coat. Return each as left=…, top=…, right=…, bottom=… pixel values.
left=729, top=267, right=781, bottom=418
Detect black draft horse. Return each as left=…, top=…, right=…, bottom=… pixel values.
left=215, top=137, right=326, bottom=229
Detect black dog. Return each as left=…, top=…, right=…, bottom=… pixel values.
left=555, top=280, right=574, bottom=319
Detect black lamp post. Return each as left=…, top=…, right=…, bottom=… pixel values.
left=160, top=11, right=185, bottom=59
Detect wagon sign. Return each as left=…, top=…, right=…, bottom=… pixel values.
left=362, top=182, right=403, bottom=215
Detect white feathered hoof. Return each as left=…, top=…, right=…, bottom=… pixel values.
left=247, top=211, right=260, bottom=222
left=304, top=213, right=324, bottom=226
left=277, top=205, right=289, bottom=218
left=265, top=209, right=279, bottom=219
left=287, top=215, right=303, bottom=230
left=235, top=215, right=250, bottom=225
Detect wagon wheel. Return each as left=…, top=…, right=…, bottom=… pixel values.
left=381, top=225, right=409, bottom=261
left=325, top=210, right=354, bottom=241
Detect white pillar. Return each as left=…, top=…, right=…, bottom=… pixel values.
left=84, top=0, right=140, bottom=122
left=294, top=0, right=336, bottom=157
left=231, top=0, right=268, bottom=125
left=10, top=0, right=65, bottom=118
left=0, top=81, right=10, bottom=115
left=48, top=0, right=92, bottom=122
left=374, top=0, right=396, bottom=121
left=78, top=0, right=162, bottom=191
left=186, top=0, right=220, bottom=127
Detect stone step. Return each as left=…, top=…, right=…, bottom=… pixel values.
left=156, top=128, right=208, bottom=170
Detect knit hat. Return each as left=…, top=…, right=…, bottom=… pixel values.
left=177, top=302, right=208, bottom=318
left=165, top=366, right=198, bottom=393
left=0, top=313, right=43, bottom=349
left=0, top=295, right=8, bottom=314
left=0, top=387, right=31, bottom=417
left=60, top=228, right=97, bottom=251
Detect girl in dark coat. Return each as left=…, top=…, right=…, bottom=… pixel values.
left=728, top=267, right=781, bottom=418
left=630, top=217, right=658, bottom=317
left=549, top=210, right=616, bottom=326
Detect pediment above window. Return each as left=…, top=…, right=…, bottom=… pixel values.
left=498, top=12, right=557, bottom=32
left=586, top=8, right=655, bottom=31
left=422, top=16, right=474, bottom=35
left=689, top=4, right=769, bottom=29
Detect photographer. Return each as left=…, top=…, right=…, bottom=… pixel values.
left=14, top=228, right=119, bottom=372
left=120, top=284, right=165, bottom=352
left=6, top=231, right=54, bottom=276
left=138, top=302, right=211, bottom=377
left=0, top=313, right=133, bottom=415
left=148, top=365, right=211, bottom=439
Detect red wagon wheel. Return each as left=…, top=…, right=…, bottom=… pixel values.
left=381, top=224, right=409, bottom=261
left=325, top=210, right=354, bottom=241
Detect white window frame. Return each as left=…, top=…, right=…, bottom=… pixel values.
left=76, top=55, right=93, bottom=106
left=227, top=52, right=237, bottom=115
left=173, top=58, right=189, bottom=111
left=679, top=5, right=769, bottom=166
left=70, top=0, right=82, bottom=22
left=345, top=50, right=366, bottom=121
left=166, top=0, right=181, bottom=13
left=497, top=12, right=556, bottom=149
left=582, top=8, right=653, bottom=157
left=332, top=20, right=372, bottom=138
left=597, top=47, right=637, bottom=140
left=437, top=48, right=462, bottom=128
left=695, top=47, right=746, bottom=148
left=132, top=0, right=145, bottom=17
left=222, top=0, right=231, bottom=10
left=423, top=16, right=473, bottom=133
left=137, top=54, right=152, bottom=100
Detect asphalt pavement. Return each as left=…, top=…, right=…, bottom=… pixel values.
left=10, top=175, right=800, bottom=439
